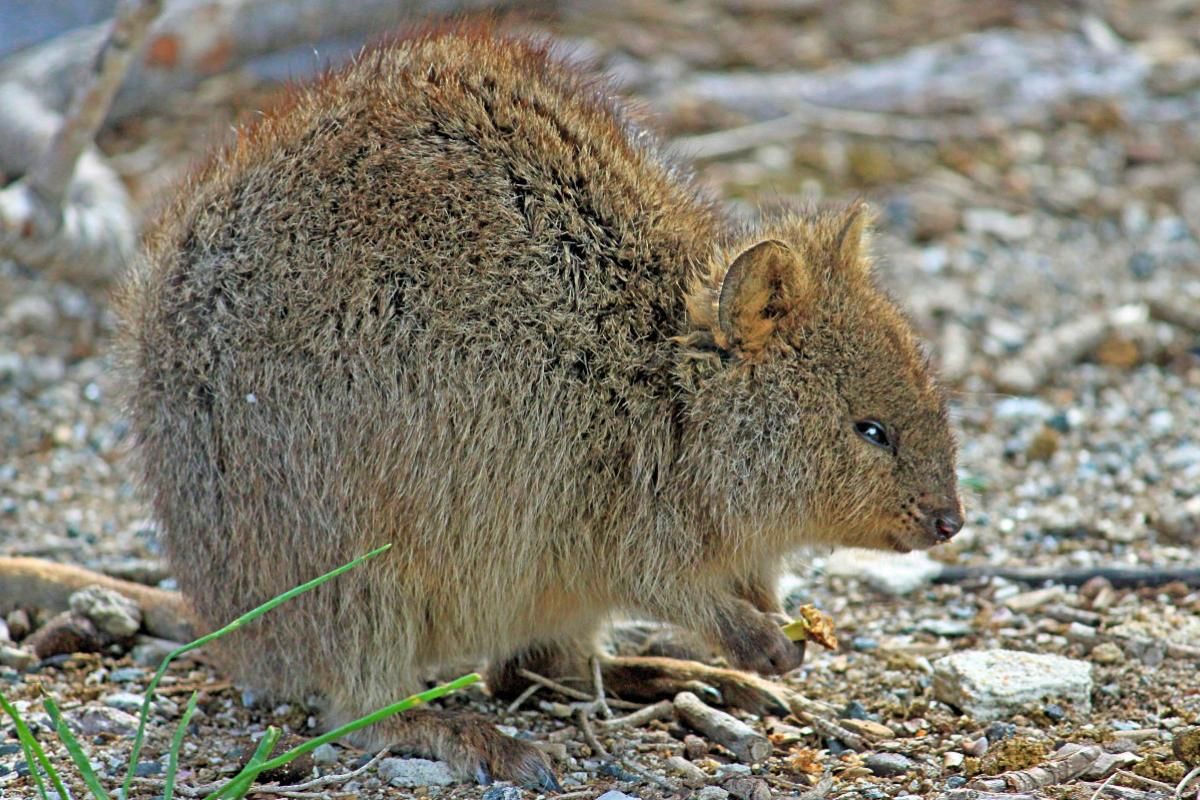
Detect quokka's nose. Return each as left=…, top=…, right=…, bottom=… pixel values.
left=932, top=509, right=964, bottom=541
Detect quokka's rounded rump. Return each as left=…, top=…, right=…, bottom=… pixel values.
left=118, top=24, right=962, bottom=787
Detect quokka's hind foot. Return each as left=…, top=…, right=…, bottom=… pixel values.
left=600, top=655, right=796, bottom=717
left=343, top=708, right=559, bottom=791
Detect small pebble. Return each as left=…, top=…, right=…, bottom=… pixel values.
left=108, top=667, right=145, bottom=683
left=0, top=644, right=36, bottom=670
left=130, top=636, right=179, bottom=667
left=596, top=791, right=640, bottom=800
left=984, top=722, right=1016, bottom=741
left=102, top=692, right=146, bottom=713
left=963, top=736, right=989, bottom=756
left=72, top=706, right=139, bottom=737
left=4, top=295, right=59, bottom=336
left=1090, top=642, right=1124, bottom=664
left=683, top=734, right=708, bottom=760
left=865, top=752, right=914, bottom=777
left=946, top=776, right=968, bottom=789
left=918, top=619, right=973, bottom=637
left=841, top=719, right=896, bottom=739
left=943, top=751, right=965, bottom=769
left=482, top=787, right=524, bottom=800
left=311, top=743, right=339, bottom=766
left=665, top=755, right=707, bottom=786
left=841, top=700, right=871, bottom=720
left=5, top=609, right=30, bottom=641
left=695, top=788, right=730, bottom=800
left=721, top=776, right=771, bottom=800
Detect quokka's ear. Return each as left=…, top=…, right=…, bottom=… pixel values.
left=717, top=239, right=805, bottom=353
left=835, top=201, right=874, bottom=272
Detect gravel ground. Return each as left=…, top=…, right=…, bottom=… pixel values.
left=2, top=1, right=1199, bottom=799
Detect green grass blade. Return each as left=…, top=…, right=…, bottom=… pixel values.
left=201, top=673, right=481, bottom=800
left=120, top=543, right=392, bottom=799
left=163, top=691, right=200, bottom=800
left=1, top=691, right=50, bottom=800
left=211, top=726, right=280, bottom=800
left=43, top=693, right=109, bottom=800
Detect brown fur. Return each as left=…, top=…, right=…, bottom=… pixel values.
left=115, top=25, right=961, bottom=786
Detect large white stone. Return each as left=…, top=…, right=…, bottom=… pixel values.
left=933, top=649, right=1093, bottom=721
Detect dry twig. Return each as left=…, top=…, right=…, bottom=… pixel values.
left=576, top=707, right=679, bottom=792
left=505, top=681, right=541, bottom=713
left=516, top=668, right=642, bottom=710
left=1177, top=765, right=1200, bottom=800
left=934, top=564, right=1200, bottom=590
left=599, top=699, right=675, bottom=729
left=673, top=690, right=771, bottom=763
left=968, top=744, right=1103, bottom=793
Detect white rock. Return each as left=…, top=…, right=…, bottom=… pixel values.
left=378, top=757, right=455, bottom=788
left=993, top=397, right=1053, bottom=420
left=826, top=548, right=943, bottom=595
left=0, top=643, right=36, bottom=669
left=597, top=792, right=641, bottom=800
left=963, top=208, right=1034, bottom=241
left=933, top=649, right=1093, bottom=721
left=1003, top=586, right=1065, bottom=612
left=102, top=691, right=146, bottom=713
left=70, top=585, right=142, bottom=638
left=72, top=705, right=140, bottom=736
left=4, top=295, right=58, bottom=336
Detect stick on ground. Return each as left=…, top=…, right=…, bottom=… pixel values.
left=673, top=690, right=771, bottom=764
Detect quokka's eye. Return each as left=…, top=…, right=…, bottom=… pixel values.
left=855, top=419, right=891, bottom=450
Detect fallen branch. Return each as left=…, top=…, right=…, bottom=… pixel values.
left=673, top=103, right=996, bottom=160
left=968, top=744, right=1103, bottom=793
left=933, top=565, right=1200, bottom=590
left=993, top=304, right=1148, bottom=394
left=0, top=556, right=195, bottom=641
left=673, top=690, right=771, bottom=764
left=0, top=0, right=550, bottom=282
left=0, top=0, right=533, bottom=124
left=1149, top=298, right=1200, bottom=335
left=27, top=0, right=163, bottom=211
left=0, top=0, right=160, bottom=281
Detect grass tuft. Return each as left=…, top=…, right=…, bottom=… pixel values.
left=0, top=543, right=480, bottom=799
